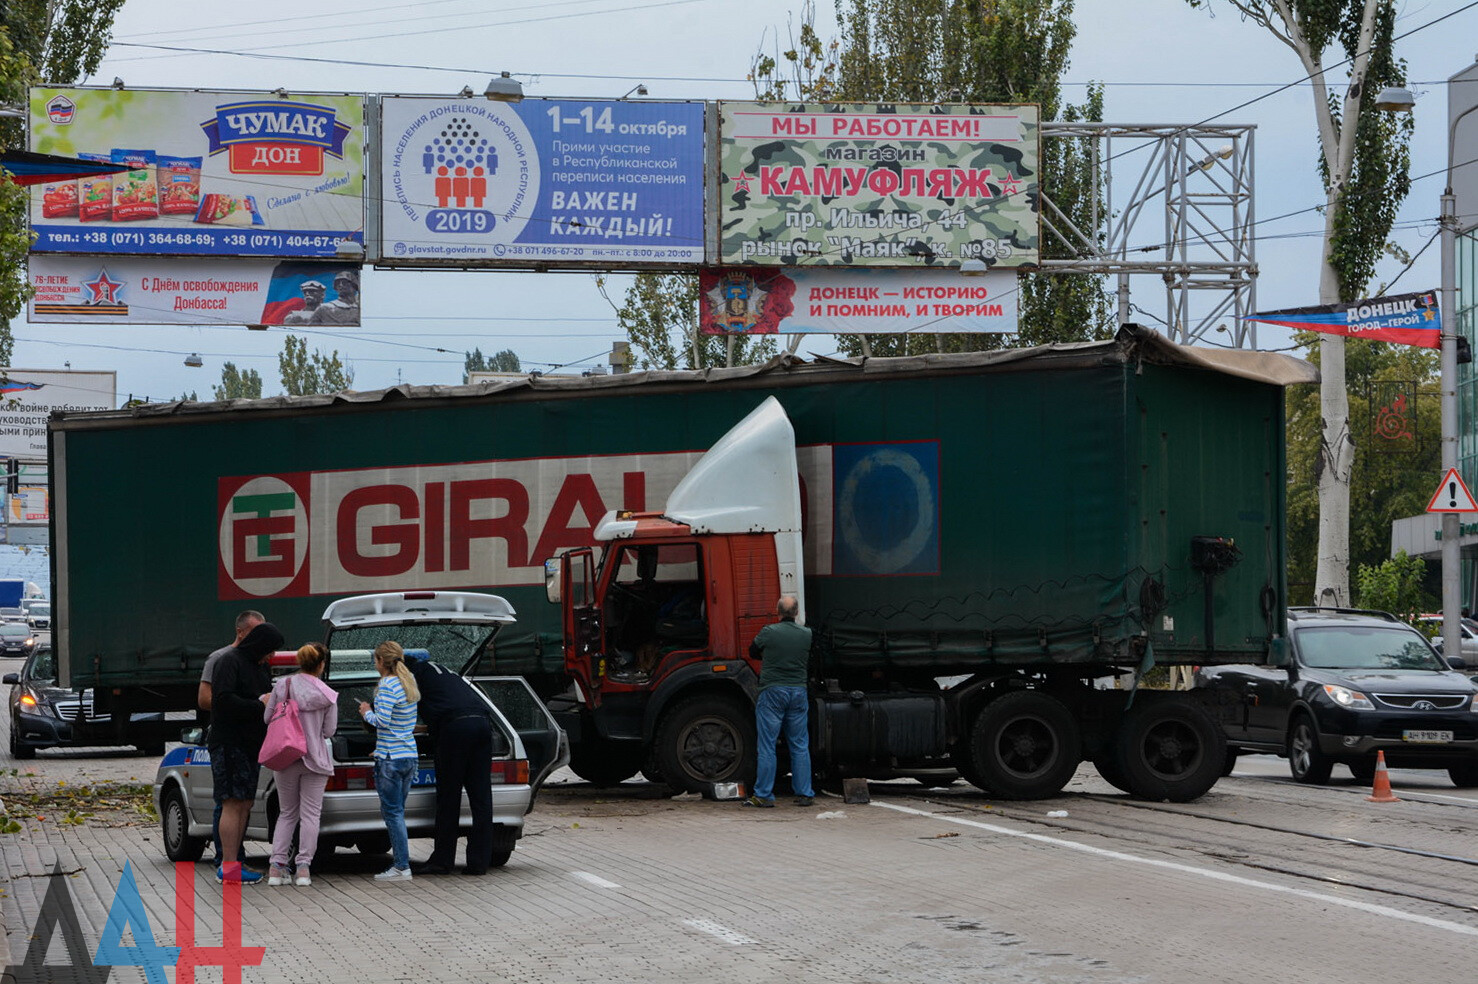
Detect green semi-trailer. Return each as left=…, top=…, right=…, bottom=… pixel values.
left=49, top=326, right=1313, bottom=798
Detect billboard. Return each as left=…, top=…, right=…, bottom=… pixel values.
left=0, top=369, right=115, bottom=458
left=379, top=97, right=705, bottom=267
left=699, top=267, right=1018, bottom=334
left=27, top=87, right=365, bottom=258
left=1244, top=290, right=1442, bottom=347
left=716, top=102, right=1039, bottom=268
left=28, top=255, right=361, bottom=326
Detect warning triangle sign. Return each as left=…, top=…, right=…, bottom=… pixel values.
left=1426, top=467, right=1478, bottom=513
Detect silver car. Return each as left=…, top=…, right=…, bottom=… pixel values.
left=153, top=591, right=568, bottom=867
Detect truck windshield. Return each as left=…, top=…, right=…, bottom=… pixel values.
left=324, top=621, right=499, bottom=679
left=1296, top=626, right=1446, bottom=671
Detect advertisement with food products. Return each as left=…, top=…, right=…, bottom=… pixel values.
left=379, top=96, right=704, bottom=267
left=27, top=255, right=361, bottom=327
left=716, top=101, right=1039, bottom=269
left=26, top=87, right=365, bottom=258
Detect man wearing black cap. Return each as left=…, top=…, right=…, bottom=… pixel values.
left=210, top=621, right=285, bottom=885
left=404, top=656, right=495, bottom=876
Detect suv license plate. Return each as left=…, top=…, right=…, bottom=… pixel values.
left=1402, top=730, right=1454, bottom=743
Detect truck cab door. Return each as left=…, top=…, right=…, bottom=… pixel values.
left=562, top=548, right=603, bottom=705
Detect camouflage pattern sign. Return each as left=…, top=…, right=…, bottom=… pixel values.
left=716, top=102, right=1039, bottom=268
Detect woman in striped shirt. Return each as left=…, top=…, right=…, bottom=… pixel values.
left=358, top=641, right=421, bottom=882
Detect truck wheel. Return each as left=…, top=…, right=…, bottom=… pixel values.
left=1092, top=756, right=1132, bottom=794
left=1221, top=749, right=1239, bottom=777
left=965, top=692, right=1081, bottom=800
left=654, top=695, right=755, bottom=793
left=1114, top=700, right=1225, bottom=802
left=161, top=785, right=207, bottom=862
left=1448, top=761, right=1478, bottom=788
left=489, top=826, right=517, bottom=868
left=1286, top=715, right=1333, bottom=785
left=568, top=741, right=642, bottom=787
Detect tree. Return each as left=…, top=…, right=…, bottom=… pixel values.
left=464, top=347, right=521, bottom=381
left=755, top=0, right=1110, bottom=356
left=278, top=335, right=353, bottom=396
left=1185, top=1, right=1414, bottom=607
left=1285, top=333, right=1437, bottom=601
left=213, top=362, right=263, bottom=401
left=1354, top=550, right=1429, bottom=624
left=596, top=273, right=776, bottom=370
left=1, top=2, right=127, bottom=368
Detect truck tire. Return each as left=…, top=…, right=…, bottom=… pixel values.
left=161, top=785, right=207, bottom=863
left=1113, top=700, right=1224, bottom=802
left=1448, top=761, right=1478, bottom=788
left=654, top=694, right=755, bottom=793
left=1286, top=714, right=1333, bottom=785
left=964, top=692, right=1081, bottom=800
left=1092, top=756, right=1132, bottom=794
left=489, top=825, right=518, bottom=868
left=568, top=741, right=643, bottom=787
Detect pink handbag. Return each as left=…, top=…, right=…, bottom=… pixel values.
left=259, top=677, right=308, bottom=770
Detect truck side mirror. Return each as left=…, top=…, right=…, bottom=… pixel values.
left=544, top=558, right=562, bottom=604
left=1447, top=655, right=1468, bottom=671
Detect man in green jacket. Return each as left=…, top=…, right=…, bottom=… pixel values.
left=743, top=595, right=815, bottom=808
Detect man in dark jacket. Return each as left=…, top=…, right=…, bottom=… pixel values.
left=210, top=621, right=284, bottom=885
left=405, top=656, right=495, bottom=876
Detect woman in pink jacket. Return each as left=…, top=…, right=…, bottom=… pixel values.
left=263, top=643, right=338, bottom=886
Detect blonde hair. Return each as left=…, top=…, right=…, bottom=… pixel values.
left=297, top=643, right=327, bottom=675
left=373, top=640, right=420, bottom=703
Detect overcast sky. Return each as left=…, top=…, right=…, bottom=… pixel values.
left=12, top=0, right=1478, bottom=403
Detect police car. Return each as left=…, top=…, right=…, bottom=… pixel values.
left=153, top=592, right=568, bottom=867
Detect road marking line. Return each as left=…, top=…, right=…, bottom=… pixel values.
left=873, top=801, right=1478, bottom=938
left=570, top=871, right=621, bottom=889
left=682, top=918, right=757, bottom=945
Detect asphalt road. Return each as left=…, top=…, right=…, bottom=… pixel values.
left=2, top=704, right=1476, bottom=984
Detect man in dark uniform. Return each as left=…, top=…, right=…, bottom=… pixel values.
left=210, top=621, right=285, bottom=884
left=404, top=656, right=495, bottom=875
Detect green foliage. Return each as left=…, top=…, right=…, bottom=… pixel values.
left=278, top=335, right=353, bottom=396
left=598, top=273, right=776, bottom=370
left=1, top=2, right=127, bottom=369
left=464, top=347, right=521, bottom=381
left=750, top=0, right=1110, bottom=357
left=1285, top=334, right=1438, bottom=599
left=1354, top=550, right=1430, bottom=622
left=212, top=362, right=263, bottom=401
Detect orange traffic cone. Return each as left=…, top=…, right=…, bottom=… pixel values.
left=1366, top=750, right=1400, bottom=803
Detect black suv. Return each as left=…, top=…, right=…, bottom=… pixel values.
left=1196, top=608, right=1478, bottom=787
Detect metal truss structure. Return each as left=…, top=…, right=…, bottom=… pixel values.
left=1039, top=122, right=1257, bottom=349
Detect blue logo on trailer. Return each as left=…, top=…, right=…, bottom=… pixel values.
left=833, top=442, right=940, bottom=576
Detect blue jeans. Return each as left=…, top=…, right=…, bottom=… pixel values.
left=375, top=757, right=417, bottom=870
left=754, top=686, right=813, bottom=801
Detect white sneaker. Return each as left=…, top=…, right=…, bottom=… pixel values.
left=267, top=865, right=289, bottom=887
left=373, top=866, right=412, bottom=883
left=294, top=866, right=311, bottom=887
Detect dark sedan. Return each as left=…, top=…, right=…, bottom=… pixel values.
left=1197, top=608, right=1478, bottom=787
left=6, top=647, right=163, bottom=758
left=0, top=623, right=37, bottom=658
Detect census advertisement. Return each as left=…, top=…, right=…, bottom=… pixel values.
left=26, top=255, right=361, bottom=326
left=698, top=267, right=1019, bottom=334
left=716, top=102, right=1039, bottom=269
left=26, top=87, right=365, bottom=258
left=379, top=96, right=705, bottom=267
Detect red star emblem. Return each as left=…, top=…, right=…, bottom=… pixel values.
left=998, top=173, right=1021, bottom=197
left=85, top=269, right=124, bottom=305
left=732, top=172, right=753, bottom=193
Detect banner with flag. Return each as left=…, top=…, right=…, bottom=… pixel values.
left=1243, top=290, right=1442, bottom=347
